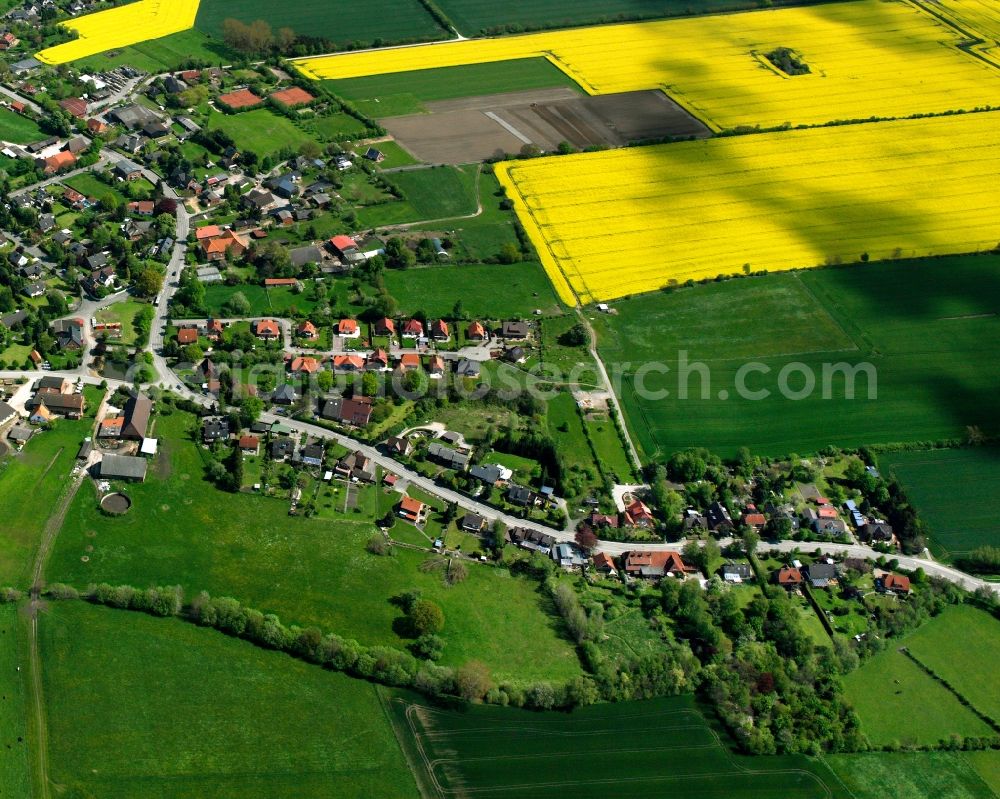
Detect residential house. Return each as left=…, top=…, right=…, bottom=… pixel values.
left=332, top=354, right=365, bottom=372
left=374, top=317, right=395, bottom=337
left=592, top=552, right=616, bottom=574
left=289, top=356, right=320, bottom=374
left=113, top=158, right=143, bottom=181
left=430, top=319, right=449, bottom=341
left=59, top=97, right=88, bottom=118
left=707, top=501, right=734, bottom=533
left=461, top=513, right=486, bottom=533
left=588, top=511, right=619, bottom=530
left=384, top=436, right=413, bottom=457
left=623, top=550, right=694, bottom=579
left=503, top=346, right=526, bottom=364
left=52, top=318, right=84, bottom=350
left=806, top=561, right=839, bottom=588
left=338, top=319, right=360, bottom=338
left=552, top=542, right=587, bottom=568
left=201, top=417, right=230, bottom=444
left=177, top=327, right=198, bottom=345
left=321, top=396, right=374, bottom=427
left=252, top=319, right=281, bottom=339
left=367, top=348, right=390, bottom=371
left=879, top=572, right=911, bottom=594
left=402, top=319, right=424, bottom=339
left=398, top=353, right=420, bottom=371
left=454, top=358, right=480, bottom=379
left=427, top=442, right=470, bottom=471
left=467, top=321, right=487, bottom=341
left=501, top=320, right=530, bottom=340
left=38, top=150, right=76, bottom=174
left=202, top=229, right=248, bottom=262
left=398, top=496, right=427, bottom=524
left=623, top=498, right=655, bottom=528
left=722, top=563, right=753, bottom=583
left=743, top=506, right=766, bottom=531
left=296, top=320, right=318, bottom=340
left=300, top=443, right=325, bottom=467
left=776, top=566, right=803, bottom=589
left=814, top=518, right=848, bottom=536
left=364, top=147, right=384, bottom=162
left=859, top=521, right=894, bottom=543
left=238, top=435, right=260, bottom=455
left=428, top=355, right=445, bottom=378
left=469, top=463, right=511, bottom=487
left=507, top=485, right=535, bottom=506
left=271, top=383, right=298, bottom=405
left=336, top=451, right=375, bottom=482
left=270, top=438, right=295, bottom=461
left=508, top=528, right=556, bottom=554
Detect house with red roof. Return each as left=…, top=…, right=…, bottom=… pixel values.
left=430, top=319, right=450, bottom=341
left=880, top=572, right=911, bottom=594
left=338, top=319, right=360, bottom=338
left=238, top=435, right=260, bottom=455
left=201, top=229, right=248, bottom=262
left=398, top=496, right=427, bottom=524
left=10, top=100, right=25, bottom=114
left=252, top=319, right=280, bottom=339
left=38, top=151, right=76, bottom=175
left=399, top=353, right=420, bottom=371
left=367, top=348, right=389, bottom=370
left=623, top=550, right=693, bottom=579
left=290, top=356, right=320, bottom=374
left=428, top=355, right=445, bottom=377
left=263, top=277, right=298, bottom=287
left=467, top=321, right=486, bottom=340
left=329, top=235, right=358, bottom=258
left=623, top=498, right=655, bottom=529
left=195, top=225, right=221, bottom=241
left=333, top=354, right=365, bottom=372
left=296, top=320, right=318, bottom=339
left=58, top=97, right=88, bottom=118
left=374, top=317, right=395, bottom=337
left=592, top=552, right=616, bottom=574
left=776, top=567, right=803, bottom=589
left=176, top=328, right=198, bottom=345
left=402, top=319, right=424, bottom=339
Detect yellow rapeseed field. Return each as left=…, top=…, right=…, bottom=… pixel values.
left=495, top=113, right=1000, bottom=305
left=293, top=0, right=1000, bottom=130
left=914, top=0, right=1000, bottom=67
left=36, top=0, right=201, bottom=65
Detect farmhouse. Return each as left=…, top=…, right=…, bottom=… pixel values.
left=98, top=454, right=147, bottom=482
left=26, top=390, right=84, bottom=419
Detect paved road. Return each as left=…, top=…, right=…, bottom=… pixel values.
left=0, top=84, right=41, bottom=114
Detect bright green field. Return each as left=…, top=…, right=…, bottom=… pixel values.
left=0, top=109, right=43, bottom=144
left=965, top=751, right=1000, bottom=797
left=40, top=602, right=419, bottom=798
left=881, top=448, right=1000, bottom=560
left=199, top=283, right=322, bottom=317
left=387, top=691, right=850, bottom=798
left=827, top=752, right=998, bottom=799
left=48, top=412, right=580, bottom=682
left=357, top=165, right=478, bottom=227
left=0, top=605, right=30, bottom=798
left=195, top=0, right=445, bottom=45
left=354, top=139, right=419, bottom=169
left=326, top=58, right=583, bottom=117
left=0, top=407, right=99, bottom=586
left=594, top=256, right=1000, bottom=459
left=902, top=605, right=1000, bottom=724
left=381, top=261, right=559, bottom=318
left=843, top=626, right=996, bottom=747
left=207, top=110, right=318, bottom=157
left=64, top=173, right=127, bottom=206
left=73, top=28, right=231, bottom=72
left=96, top=300, right=149, bottom=346
left=434, top=0, right=797, bottom=34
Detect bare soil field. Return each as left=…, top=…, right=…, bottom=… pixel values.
left=382, top=88, right=709, bottom=163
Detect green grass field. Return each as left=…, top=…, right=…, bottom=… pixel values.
left=355, top=139, right=420, bottom=169
left=96, top=300, right=149, bottom=346
left=0, top=109, right=43, bottom=144
left=434, top=0, right=798, bottom=35
left=386, top=691, right=850, bottom=798
left=64, top=173, right=127, bottom=206
left=358, top=165, right=478, bottom=227
left=381, top=261, right=559, bottom=318
left=585, top=416, right=634, bottom=480
left=73, top=28, right=231, bottom=72
left=0, top=413, right=98, bottom=586
left=827, top=752, right=998, bottom=799
left=195, top=0, right=445, bottom=46
left=965, top=751, right=1000, bottom=797
left=40, top=601, right=419, bottom=798
left=902, top=605, right=1000, bottom=724
left=200, top=283, right=321, bottom=317
left=0, top=605, right=30, bottom=798
left=843, top=618, right=997, bottom=747
left=206, top=109, right=342, bottom=157
left=48, top=412, right=580, bottom=682
left=326, top=58, right=583, bottom=117
left=594, top=256, right=1000, bottom=459
left=881, top=448, right=1000, bottom=560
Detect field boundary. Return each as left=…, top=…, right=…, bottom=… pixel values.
left=899, top=647, right=1000, bottom=735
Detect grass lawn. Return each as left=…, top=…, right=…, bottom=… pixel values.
left=196, top=0, right=446, bottom=46
left=64, top=173, right=126, bottom=207
left=427, top=404, right=517, bottom=443
left=881, top=448, right=1000, bottom=561
left=206, top=109, right=316, bottom=157
left=0, top=109, right=43, bottom=144
left=387, top=690, right=851, bottom=798
left=301, top=112, right=369, bottom=141
left=843, top=642, right=994, bottom=747
left=40, top=602, right=419, bottom=798
left=356, top=139, right=420, bottom=169
left=594, top=256, right=1000, bottom=459
left=357, top=165, right=478, bottom=227
left=965, top=751, right=1000, bottom=797
left=200, top=283, right=320, bottom=317
left=326, top=58, right=583, bottom=117
left=48, top=412, right=580, bottom=682
left=827, top=752, right=998, bottom=799
left=902, top=604, right=1000, bottom=723
left=0, top=413, right=98, bottom=586
left=537, top=313, right=598, bottom=374
left=381, top=261, right=560, bottom=318
left=0, top=605, right=30, bottom=798
left=0, top=343, right=33, bottom=367
left=585, top=415, right=634, bottom=481
left=73, top=28, right=231, bottom=72
left=96, top=299, right=149, bottom=346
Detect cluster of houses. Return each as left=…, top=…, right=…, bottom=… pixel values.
left=24, top=374, right=84, bottom=422
left=775, top=557, right=910, bottom=595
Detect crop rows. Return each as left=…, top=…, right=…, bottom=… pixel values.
left=495, top=113, right=1000, bottom=303
left=293, top=0, right=1000, bottom=130
left=36, top=0, right=201, bottom=65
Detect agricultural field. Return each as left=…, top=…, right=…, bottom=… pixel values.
left=593, top=255, right=1000, bottom=458
left=0, top=411, right=99, bottom=586
left=380, top=261, right=560, bottom=318
left=901, top=605, right=1000, bottom=724
left=0, top=109, right=44, bottom=144
left=36, top=0, right=200, bottom=64
left=826, top=752, right=999, bottom=799
left=40, top=601, right=419, bottom=798
left=386, top=691, right=851, bottom=798
left=920, top=0, right=1000, bottom=67
left=0, top=605, right=30, bottom=798
left=842, top=643, right=994, bottom=748
left=48, top=412, right=580, bottom=682
left=293, top=0, right=1000, bottom=130
left=194, top=0, right=446, bottom=47
left=328, top=58, right=583, bottom=118
left=495, top=113, right=1000, bottom=303
left=73, top=28, right=231, bottom=73
left=436, top=0, right=787, bottom=35
left=881, top=448, right=1000, bottom=561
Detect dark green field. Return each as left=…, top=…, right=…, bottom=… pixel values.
left=827, top=752, right=998, bottom=799
left=326, top=58, right=583, bottom=117
left=593, top=256, right=1000, bottom=459
left=881, top=447, right=1000, bottom=560
left=435, top=0, right=808, bottom=34
left=357, top=165, right=479, bottom=228
left=195, top=0, right=446, bottom=47
left=48, top=412, right=580, bottom=682
left=386, top=692, right=849, bottom=798
left=381, top=261, right=560, bottom=318
left=40, top=602, right=419, bottom=798
left=0, top=605, right=30, bottom=797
